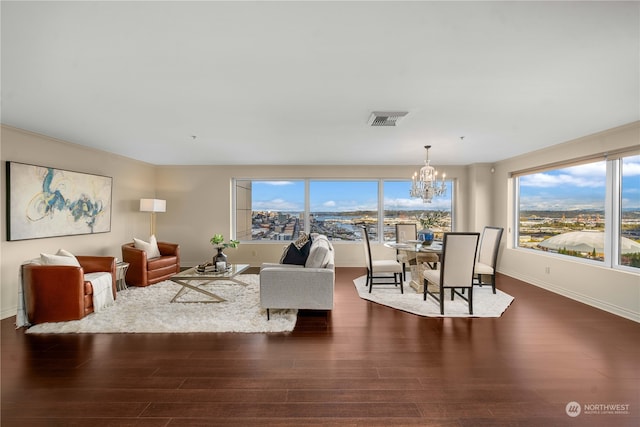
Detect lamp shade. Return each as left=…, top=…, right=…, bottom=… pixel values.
left=139, top=198, right=166, bottom=213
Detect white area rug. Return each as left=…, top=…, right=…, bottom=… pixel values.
left=26, top=274, right=297, bottom=334
left=353, top=275, right=514, bottom=318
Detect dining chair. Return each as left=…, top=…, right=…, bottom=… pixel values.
left=395, top=223, right=417, bottom=281
left=474, top=226, right=504, bottom=294
left=423, top=232, right=480, bottom=315
left=361, top=226, right=403, bottom=294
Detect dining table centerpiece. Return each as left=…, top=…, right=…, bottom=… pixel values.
left=416, top=211, right=445, bottom=246
left=210, top=234, right=240, bottom=271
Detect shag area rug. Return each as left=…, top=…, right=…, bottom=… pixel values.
left=353, top=275, right=514, bottom=318
left=26, top=274, right=297, bottom=334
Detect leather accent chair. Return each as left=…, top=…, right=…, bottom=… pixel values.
left=23, top=256, right=116, bottom=324
left=121, top=241, right=180, bottom=287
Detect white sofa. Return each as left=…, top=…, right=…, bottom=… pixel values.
left=260, top=234, right=335, bottom=320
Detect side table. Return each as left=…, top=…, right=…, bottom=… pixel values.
left=115, top=261, right=130, bottom=291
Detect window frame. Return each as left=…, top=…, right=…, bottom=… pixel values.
left=512, top=154, right=639, bottom=273
left=234, top=178, right=456, bottom=243
left=617, top=154, right=640, bottom=272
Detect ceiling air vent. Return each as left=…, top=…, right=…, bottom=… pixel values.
left=368, top=111, right=408, bottom=127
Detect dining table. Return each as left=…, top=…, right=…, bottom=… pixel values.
left=385, top=240, right=443, bottom=293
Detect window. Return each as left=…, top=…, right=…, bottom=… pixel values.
left=309, top=180, right=378, bottom=241
left=383, top=180, right=453, bottom=241
left=620, top=155, right=640, bottom=268
left=235, top=178, right=455, bottom=243
left=515, top=154, right=640, bottom=271
left=236, top=180, right=304, bottom=241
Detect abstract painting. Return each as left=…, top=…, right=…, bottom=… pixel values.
left=6, top=161, right=112, bottom=240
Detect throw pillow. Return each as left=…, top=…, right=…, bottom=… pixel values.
left=133, top=235, right=161, bottom=259
left=279, top=244, right=290, bottom=264
left=56, top=248, right=76, bottom=258
left=293, top=232, right=310, bottom=249
left=281, top=239, right=312, bottom=265
left=40, top=252, right=81, bottom=267
left=279, top=233, right=310, bottom=263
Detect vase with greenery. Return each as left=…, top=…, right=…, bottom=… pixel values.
left=210, top=234, right=240, bottom=271
left=416, top=211, right=445, bottom=246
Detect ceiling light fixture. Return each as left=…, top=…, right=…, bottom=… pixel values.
left=409, top=145, right=446, bottom=203
left=368, top=111, right=408, bottom=127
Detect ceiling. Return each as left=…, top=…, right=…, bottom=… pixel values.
left=2, top=1, right=638, bottom=166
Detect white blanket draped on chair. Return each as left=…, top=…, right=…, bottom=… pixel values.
left=84, top=272, right=115, bottom=312
left=16, top=262, right=113, bottom=328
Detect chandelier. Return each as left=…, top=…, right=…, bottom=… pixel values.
left=409, top=145, right=446, bottom=203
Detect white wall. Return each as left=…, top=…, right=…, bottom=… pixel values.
left=0, top=126, right=157, bottom=319
left=493, top=121, right=640, bottom=322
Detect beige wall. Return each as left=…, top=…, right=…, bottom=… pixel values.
left=493, top=121, right=640, bottom=321
left=466, top=163, right=495, bottom=231
left=1, top=126, right=157, bottom=319
left=2, top=122, right=639, bottom=322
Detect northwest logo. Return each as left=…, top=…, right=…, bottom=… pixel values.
left=566, top=401, right=581, bottom=417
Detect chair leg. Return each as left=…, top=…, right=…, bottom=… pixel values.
left=398, top=273, right=403, bottom=294
left=491, top=275, right=496, bottom=294
left=440, top=287, right=445, bottom=315
left=402, top=263, right=406, bottom=281
left=469, top=287, right=473, bottom=314
left=266, top=308, right=270, bottom=320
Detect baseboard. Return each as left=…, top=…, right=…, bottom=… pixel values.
left=1, top=306, right=17, bottom=321
left=498, top=269, right=640, bottom=323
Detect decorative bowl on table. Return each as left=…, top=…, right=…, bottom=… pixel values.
left=418, top=229, right=434, bottom=246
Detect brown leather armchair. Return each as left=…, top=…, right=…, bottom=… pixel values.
left=121, top=241, right=180, bottom=287
left=22, top=256, right=116, bottom=324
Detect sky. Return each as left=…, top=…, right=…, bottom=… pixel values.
left=519, top=155, right=640, bottom=211
left=251, top=179, right=452, bottom=212
left=250, top=155, right=639, bottom=213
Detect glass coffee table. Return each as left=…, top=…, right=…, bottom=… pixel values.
left=170, top=263, right=250, bottom=303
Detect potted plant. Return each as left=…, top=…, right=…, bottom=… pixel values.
left=210, top=234, right=240, bottom=271
left=416, top=211, right=445, bottom=246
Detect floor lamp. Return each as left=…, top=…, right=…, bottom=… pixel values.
left=140, top=198, right=166, bottom=236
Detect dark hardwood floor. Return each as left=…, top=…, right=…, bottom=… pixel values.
left=2, top=267, right=639, bottom=426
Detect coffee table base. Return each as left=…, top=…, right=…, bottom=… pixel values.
left=169, top=265, right=251, bottom=303
left=170, top=279, right=228, bottom=303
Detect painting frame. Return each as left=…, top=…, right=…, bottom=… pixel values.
left=6, top=161, right=113, bottom=241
